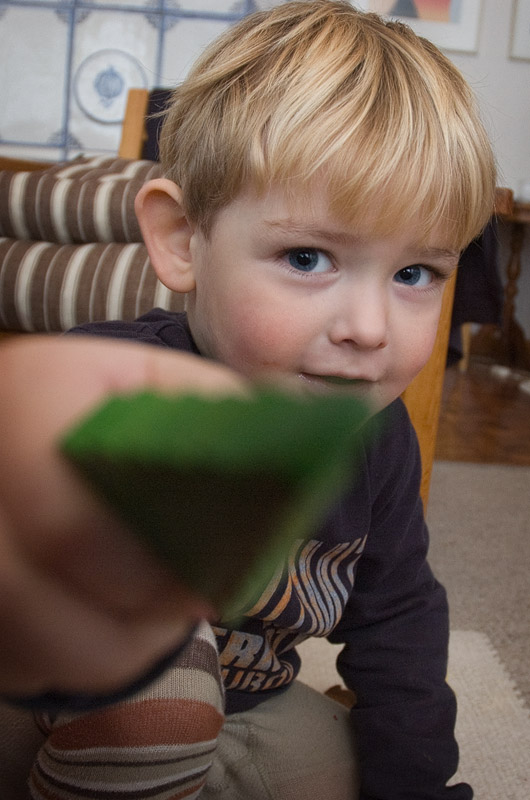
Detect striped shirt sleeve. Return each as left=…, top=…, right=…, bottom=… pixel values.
left=29, top=621, right=224, bottom=800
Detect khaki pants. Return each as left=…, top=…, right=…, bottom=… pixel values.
left=202, top=681, right=359, bottom=800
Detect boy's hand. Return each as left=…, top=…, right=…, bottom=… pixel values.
left=0, top=336, right=246, bottom=697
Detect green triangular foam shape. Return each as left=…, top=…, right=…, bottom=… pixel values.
left=60, top=389, right=371, bottom=620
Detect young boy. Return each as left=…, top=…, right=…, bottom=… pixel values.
left=24, top=1, right=496, bottom=798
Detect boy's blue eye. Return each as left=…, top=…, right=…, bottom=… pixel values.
left=287, top=249, right=332, bottom=273
left=394, top=265, right=432, bottom=287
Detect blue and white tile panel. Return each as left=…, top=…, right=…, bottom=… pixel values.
left=0, top=0, right=283, bottom=162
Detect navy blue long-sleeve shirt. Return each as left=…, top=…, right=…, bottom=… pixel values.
left=68, top=308, right=471, bottom=800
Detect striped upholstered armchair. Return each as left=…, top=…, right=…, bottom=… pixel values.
left=0, top=156, right=184, bottom=336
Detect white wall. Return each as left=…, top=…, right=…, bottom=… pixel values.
left=448, top=0, right=529, bottom=195
left=445, top=0, right=530, bottom=337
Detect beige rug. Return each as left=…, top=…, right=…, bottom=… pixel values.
left=297, top=629, right=530, bottom=799
left=427, top=461, right=530, bottom=708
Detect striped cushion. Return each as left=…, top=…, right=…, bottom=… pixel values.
left=0, top=156, right=183, bottom=332
left=0, top=238, right=184, bottom=332
left=0, top=156, right=162, bottom=244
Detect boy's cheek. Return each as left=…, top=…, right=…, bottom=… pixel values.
left=213, top=322, right=294, bottom=377
left=226, top=307, right=310, bottom=377
left=400, top=323, right=439, bottom=382
left=192, top=292, right=304, bottom=377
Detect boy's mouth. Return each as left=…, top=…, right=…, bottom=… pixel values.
left=316, top=375, right=361, bottom=386
left=299, top=373, right=375, bottom=394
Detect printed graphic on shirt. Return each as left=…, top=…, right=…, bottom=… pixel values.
left=214, top=535, right=366, bottom=693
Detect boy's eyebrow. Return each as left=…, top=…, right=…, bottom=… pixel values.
left=263, top=219, right=361, bottom=247
left=419, top=247, right=460, bottom=267
left=263, top=220, right=460, bottom=264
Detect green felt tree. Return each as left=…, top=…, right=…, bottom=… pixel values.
left=60, top=389, right=372, bottom=620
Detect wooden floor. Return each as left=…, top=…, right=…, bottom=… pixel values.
left=435, top=359, right=530, bottom=466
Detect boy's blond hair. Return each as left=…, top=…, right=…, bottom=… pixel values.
left=160, top=0, right=496, bottom=250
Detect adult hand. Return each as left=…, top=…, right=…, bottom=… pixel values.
left=0, top=336, right=246, bottom=697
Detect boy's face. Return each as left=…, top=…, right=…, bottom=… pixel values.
left=185, top=183, right=458, bottom=414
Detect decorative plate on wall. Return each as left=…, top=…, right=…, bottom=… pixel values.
left=74, top=48, right=148, bottom=124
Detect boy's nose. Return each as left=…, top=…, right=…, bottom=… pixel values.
left=328, top=286, right=388, bottom=351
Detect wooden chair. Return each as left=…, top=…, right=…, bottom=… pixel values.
left=119, top=88, right=169, bottom=161
left=400, top=273, right=455, bottom=507
left=119, top=88, right=150, bottom=159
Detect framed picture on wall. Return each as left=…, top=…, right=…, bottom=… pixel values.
left=355, top=1, right=483, bottom=53
left=511, top=0, right=530, bottom=60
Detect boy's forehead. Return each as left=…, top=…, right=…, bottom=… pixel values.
left=224, top=181, right=460, bottom=258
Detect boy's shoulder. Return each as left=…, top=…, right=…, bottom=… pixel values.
left=67, top=309, right=197, bottom=353
left=363, top=396, right=422, bottom=512
left=365, top=394, right=416, bottom=456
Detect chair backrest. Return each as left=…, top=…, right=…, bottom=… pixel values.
left=118, top=88, right=149, bottom=159
left=119, top=88, right=171, bottom=161
left=401, top=272, right=456, bottom=507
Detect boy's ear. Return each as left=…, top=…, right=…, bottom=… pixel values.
left=134, top=179, right=196, bottom=293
